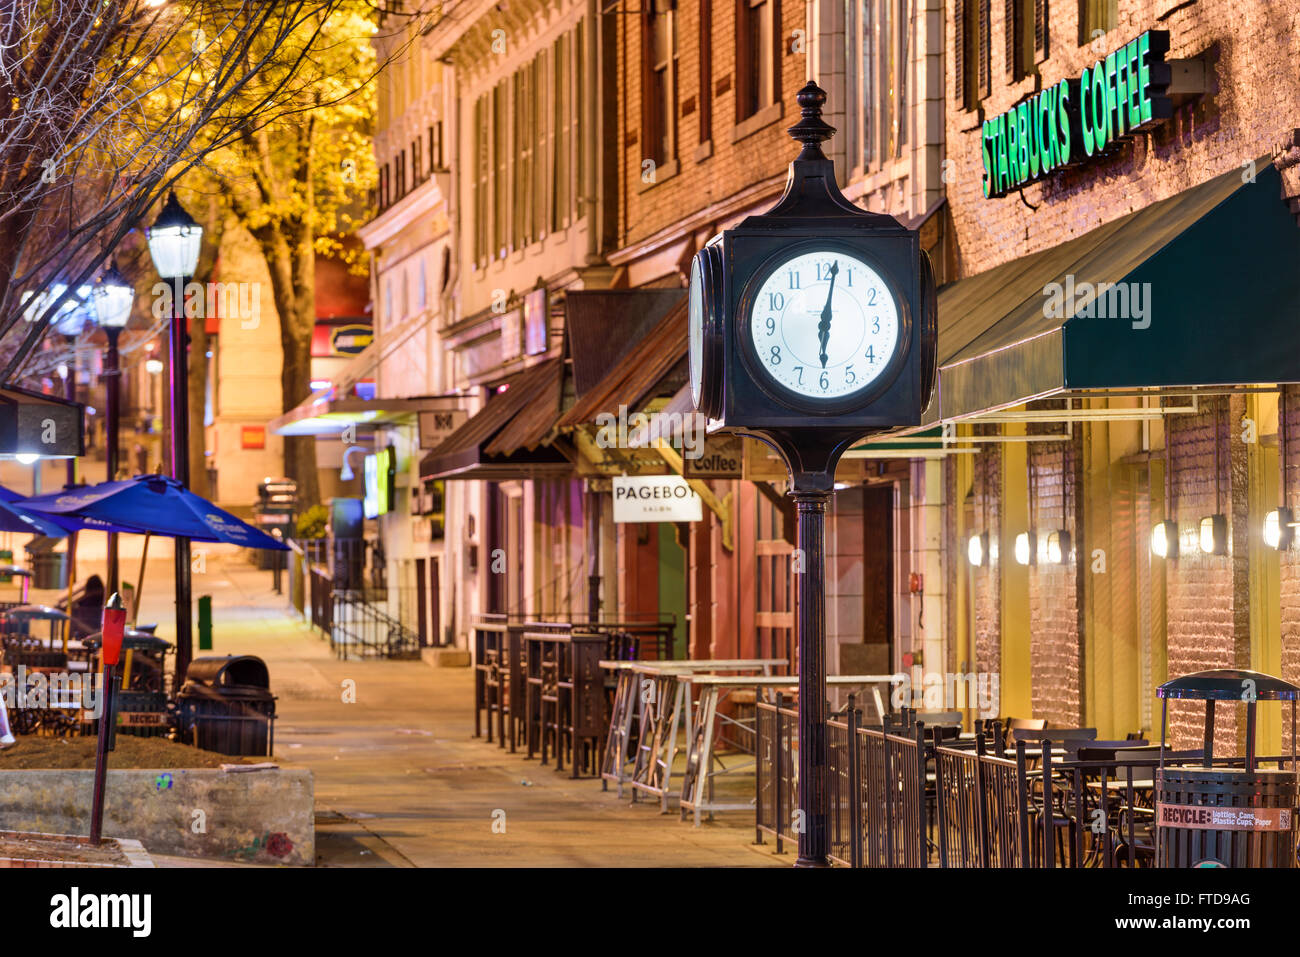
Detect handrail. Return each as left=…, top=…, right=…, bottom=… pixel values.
left=330, top=587, right=420, bottom=660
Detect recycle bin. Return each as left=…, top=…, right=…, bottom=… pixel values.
left=176, top=655, right=276, bottom=756
left=1155, top=669, right=1300, bottom=867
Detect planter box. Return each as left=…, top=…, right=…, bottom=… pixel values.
left=0, top=768, right=313, bottom=866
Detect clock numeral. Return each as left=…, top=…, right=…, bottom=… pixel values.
left=846, top=269, right=853, bottom=286
left=845, top=364, right=857, bottom=385
left=765, top=317, right=776, bottom=335
left=818, top=371, right=829, bottom=391
left=792, top=366, right=804, bottom=386
left=788, top=271, right=801, bottom=290
left=816, top=261, right=835, bottom=281
left=768, top=345, right=781, bottom=365
left=872, top=317, right=880, bottom=334
left=865, top=346, right=875, bottom=363
left=867, top=288, right=877, bottom=306
left=767, top=292, right=784, bottom=310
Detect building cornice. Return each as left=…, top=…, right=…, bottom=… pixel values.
left=358, top=173, right=451, bottom=250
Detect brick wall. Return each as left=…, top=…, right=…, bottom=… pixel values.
left=1027, top=418, right=1084, bottom=727
left=1278, top=387, right=1300, bottom=752
left=972, top=437, right=1001, bottom=681
left=946, top=0, right=1300, bottom=279
left=616, top=1, right=809, bottom=256
left=1162, top=396, right=1250, bottom=752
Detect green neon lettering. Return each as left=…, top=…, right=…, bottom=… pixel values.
left=1080, top=67, right=1094, bottom=155
left=1127, top=39, right=1141, bottom=130
left=1139, top=31, right=1153, bottom=123
left=1058, top=80, right=1071, bottom=164
left=981, top=121, right=993, bottom=197
left=1018, top=102, right=1032, bottom=179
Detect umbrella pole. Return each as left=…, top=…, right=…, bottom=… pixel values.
left=134, top=532, right=151, bottom=628
left=63, top=530, right=77, bottom=656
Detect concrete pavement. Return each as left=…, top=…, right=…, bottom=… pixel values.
left=88, top=549, right=784, bottom=867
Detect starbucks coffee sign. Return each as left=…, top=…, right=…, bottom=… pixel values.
left=981, top=30, right=1172, bottom=198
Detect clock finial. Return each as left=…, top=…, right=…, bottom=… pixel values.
left=787, top=81, right=836, bottom=160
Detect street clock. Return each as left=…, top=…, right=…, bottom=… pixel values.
left=687, top=82, right=938, bottom=869
left=689, top=83, right=937, bottom=466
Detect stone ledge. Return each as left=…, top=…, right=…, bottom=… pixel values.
left=0, top=768, right=314, bottom=866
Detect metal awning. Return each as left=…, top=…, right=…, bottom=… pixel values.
left=268, top=392, right=462, bottom=437
left=0, top=385, right=84, bottom=458
left=419, top=357, right=571, bottom=481
left=558, top=297, right=688, bottom=429
left=927, top=157, right=1300, bottom=422
left=565, top=289, right=686, bottom=396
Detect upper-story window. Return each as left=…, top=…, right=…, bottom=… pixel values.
left=643, top=0, right=678, bottom=166
left=736, top=0, right=775, bottom=121
left=471, top=25, right=585, bottom=267
left=850, top=0, right=908, bottom=170
left=698, top=0, right=713, bottom=144
left=1006, top=0, right=1047, bottom=80
left=954, top=0, right=991, bottom=110
left=1079, top=0, right=1116, bottom=45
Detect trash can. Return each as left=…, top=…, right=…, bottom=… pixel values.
left=1156, top=767, right=1299, bottom=867
left=25, top=537, right=68, bottom=590
left=176, top=655, right=277, bottom=756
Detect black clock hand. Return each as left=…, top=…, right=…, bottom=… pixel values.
left=818, top=260, right=838, bottom=368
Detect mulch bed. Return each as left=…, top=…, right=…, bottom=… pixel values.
left=0, top=735, right=255, bottom=770
left=0, top=831, right=130, bottom=867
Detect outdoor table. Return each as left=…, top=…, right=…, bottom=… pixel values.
left=600, top=659, right=786, bottom=802
left=678, top=674, right=896, bottom=826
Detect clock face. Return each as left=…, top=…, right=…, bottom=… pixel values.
left=746, top=249, right=902, bottom=404
left=688, top=255, right=704, bottom=409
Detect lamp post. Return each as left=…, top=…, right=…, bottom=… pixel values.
left=91, top=264, right=135, bottom=595
left=146, top=191, right=202, bottom=686
left=54, top=285, right=93, bottom=489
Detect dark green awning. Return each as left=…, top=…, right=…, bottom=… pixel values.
left=927, top=158, right=1300, bottom=422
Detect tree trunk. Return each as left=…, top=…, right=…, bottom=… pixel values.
left=252, top=222, right=321, bottom=510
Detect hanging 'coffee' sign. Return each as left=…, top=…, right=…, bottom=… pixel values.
left=981, top=30, right=1173, bottom=198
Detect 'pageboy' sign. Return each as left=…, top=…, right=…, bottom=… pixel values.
left=612, top=475, right=703, bottom=523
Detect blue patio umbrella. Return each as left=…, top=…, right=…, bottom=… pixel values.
left=21, top=475, right=289, bottom=550
left=0, top=482, right=77, bottom=537
left=0, top=499, right=75, bottom=537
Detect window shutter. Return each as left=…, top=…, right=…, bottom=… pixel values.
left=1034, top=0, right=1047, bottom=61
left=978, top=0, right=991, bottom=98
left=1005, top=0, right=1016, bottom=78
left=954, top=0, right=966, bottom=107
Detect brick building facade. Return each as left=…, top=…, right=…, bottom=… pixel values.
left=936, top=0, right=1300, bottom=750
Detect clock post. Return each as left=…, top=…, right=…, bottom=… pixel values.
left=687, top=82, right=936, bottom=868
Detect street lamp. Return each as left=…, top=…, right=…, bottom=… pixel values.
left=146, top=191, right=202, bottom=685
left=92, top=262, right=135, bottom=594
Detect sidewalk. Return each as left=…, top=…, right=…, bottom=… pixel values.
left=118, top=551, right=782, bottom=867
